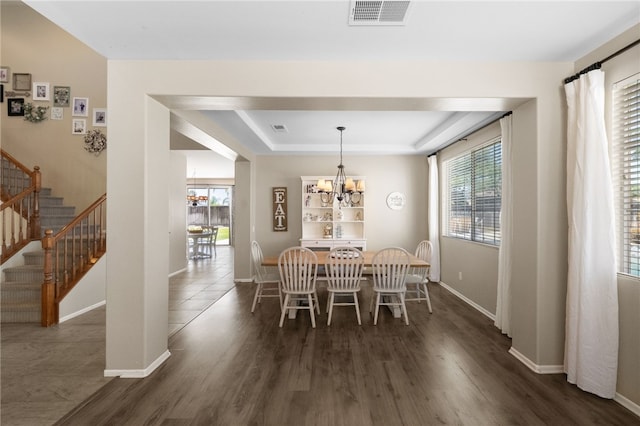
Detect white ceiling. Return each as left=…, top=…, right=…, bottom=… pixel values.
left=23, top=0, right=640, bottom=159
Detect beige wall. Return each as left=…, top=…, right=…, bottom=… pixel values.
left=1, top=2, right=107, bottom=211
left=253, top=155, right=428, bottom=258
left=438, top=122, right=501, bottom=316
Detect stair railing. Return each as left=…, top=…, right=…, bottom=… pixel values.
left=41, top=194, right=107, bottom=327
left=1, top=149, right=41, bottom=264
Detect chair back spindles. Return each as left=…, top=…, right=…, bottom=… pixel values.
left=327, top=247, right=364, bottom=291
left=372, top=247, right=410, bottom=292
left=278, top=247, right=319, bottom=327
left=279, top=247, right=318, bottom=294
left=250, top=240, right=282, bottom=312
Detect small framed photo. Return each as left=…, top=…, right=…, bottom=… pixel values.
left=92, top=108, right=107, bottom=127
left=33, top=82, right=50, bottom=101
left=53, top=86, right=70, bottom=107
left=51, top=107, right=63, bottom=120
left=72, top=97, right=88, bottom=116
left=0, top=67, right=8, bottom=83
left=72, top=118, right=86, bottom=134
left=8, top=98, right=25, bottom=116
left=0, top=84, right=4, bottom=103
left=12, top=73, right=31, bottom=91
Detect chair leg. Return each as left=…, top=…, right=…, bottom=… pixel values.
left=314, top=291, right=320, bottom=314
left=251, top=283, right=262, bottom=313
left=327, top=292, right=334, bottom=326
left=423, top=283, right=433, bottom=313
left=278, top=285, right=283, bottom=311
left=354, top=292, right=362, bottom=325
left=308, top=294, right=316, bottom=328
left=279, top=294, right=290, bottom=327
left=373, top=293, right=381, bottom=325
left=400, top=293, right=409, bottom=325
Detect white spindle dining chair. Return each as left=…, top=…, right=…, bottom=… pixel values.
left=250, top=241, right=282, bottom=312
left=404, top=240, right=433, bottom=313
left=326, top=246, right=364, bottom=325
left=369, top=247, right=411, bottom=325
left=278, top=246, right=320, bottom=328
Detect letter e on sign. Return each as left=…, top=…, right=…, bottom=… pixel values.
left=273, top=187, right=287, bottom=231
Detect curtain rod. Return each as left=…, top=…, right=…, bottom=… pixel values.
left=429, top=111, right=512, bottom=157
left=564, top=38, right=640, bottom=84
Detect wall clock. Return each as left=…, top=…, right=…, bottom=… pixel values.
left=386, top=192, right=406, bottom=210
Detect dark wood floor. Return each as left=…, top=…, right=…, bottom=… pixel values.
left=55, top=267, right=639, bottom=425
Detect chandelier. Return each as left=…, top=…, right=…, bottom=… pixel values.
left=186, top=171, right=209, bottom=206
left=317, top=126, right=365, bottom=206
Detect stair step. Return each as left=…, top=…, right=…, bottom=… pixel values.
left=3, top=265, right=44, bottom=282
left=0, top=302, right=40, bottom=323
left=0, top=282, right=40, bottom=303
left=39, top=195, right=64, bottom=207
left=23, top=251, right=44, bottom=266
left=40, top=205, right=73, bottom=216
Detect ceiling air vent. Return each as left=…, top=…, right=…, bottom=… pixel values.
left=271, top=124, right=288, bottom=133
left=349, top=1, right=411, bottom=26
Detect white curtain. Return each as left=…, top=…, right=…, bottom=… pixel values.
left=427, top=154, right=441, bottom=282
left=495, top=115, right=513, bottom=337
left=564, top=69, right=618, bottom=398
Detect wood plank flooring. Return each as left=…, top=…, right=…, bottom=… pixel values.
left=51, top=255, right=639, bottom=425
left=1, top=248, right=235, bottom=426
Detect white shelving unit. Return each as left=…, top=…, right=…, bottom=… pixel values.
left=300, top=176, right=366, bottom=250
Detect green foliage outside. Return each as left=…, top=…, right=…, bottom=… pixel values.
left=216, top=226, right=230, bottom=241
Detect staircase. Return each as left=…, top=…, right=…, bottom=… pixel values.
left=1, top=188, right=77, bottom=323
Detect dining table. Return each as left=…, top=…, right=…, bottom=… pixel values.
left=261, top=250, right=430, bottom=268
left=187, top=230, right=214, bottom=259
left=262, top=249, right=430, bottom=319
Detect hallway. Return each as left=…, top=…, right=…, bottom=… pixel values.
left=0, top=247, right=235, bottom=426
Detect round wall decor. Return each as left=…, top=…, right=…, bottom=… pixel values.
left=386, top=192, right=406, bottom=210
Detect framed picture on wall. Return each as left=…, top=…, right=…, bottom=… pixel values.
left=33, top=82, right=50, bottom=101
left=0, top=67, right=8, bottom=83
left=53, top=86, right=70, bottom=107
left=12, top=73, right=31, bottom=91
left=92, top=108, right=107, bottom=126
left=0, top=84, right=4, bottom=103
left=8, top=98, right=24, bottom=116
left=51, top=107, right=63, bottom=120
left=72, top=118, right=86, bottom=134
left=72, top=97, right=88, bottom=116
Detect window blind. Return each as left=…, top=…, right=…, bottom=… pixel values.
left=613, top=73, right=640, bottom=276
left=445, top=139, right=502, bottom=245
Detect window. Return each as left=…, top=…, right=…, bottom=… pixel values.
left=444, top=138, right=502, bottom=245
left=613, top=73, right=640, bottom=276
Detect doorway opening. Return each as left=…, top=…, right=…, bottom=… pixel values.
left=187, top=185, right=232, bottom=246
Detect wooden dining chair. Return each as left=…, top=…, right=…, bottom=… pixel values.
left=250, top=240, right=282, bottom=313
left=326, top=246, right=364, bottom=325
left=404, top=240, right=433, bottom=313
left=369, top=247, right=411, bottom=325
left=278, top=246, right=319, bottom=328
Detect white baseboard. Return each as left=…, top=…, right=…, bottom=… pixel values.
left=439, top=281, right=496, bottom=321
left=104, top=350, right=171, bottom=378
left=441, top=283, right=640, bottom=414
left=169, top=267, right=187, bottom=278
left=59, top=300, right=106, bottom=323
left=234, top=278, right=253, bottom=283
left=614, top=392, right=640, bottom=417
left=508, top=347, right=564, bottom=374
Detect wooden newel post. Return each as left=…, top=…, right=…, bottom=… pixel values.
left=32, top=166, right=41, bottom=240
left=41, top=229, right=57, bottom=327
